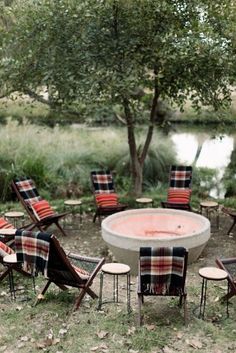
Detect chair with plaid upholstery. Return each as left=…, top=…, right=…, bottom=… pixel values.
left=90, top=170, right=127, bottom=223
left=137, top=246, right=188, bottom=326
left=11, top=177, right=69, bottom=236
left=161, top=165, right=192, bottom=211
left=14, top=229, right=105, bottom=310
left=216, top=257, right=236, bottom=302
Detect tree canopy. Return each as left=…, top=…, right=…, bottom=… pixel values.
left=0, top=0, right=235, bottom=194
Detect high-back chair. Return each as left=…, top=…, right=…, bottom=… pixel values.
left=216, top=257, right=236, bottom=301
left=11, top=177, right=69, bottom=236
left=15, top=229, right=105, bottom=310
left=161, top=165, right=192, bottom=211
left=137, top=246, right=188, bottom=326
left=90, top=170, right=127, bottom=223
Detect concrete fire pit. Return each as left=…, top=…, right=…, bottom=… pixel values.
left=102, top=208, right=210, bottom=274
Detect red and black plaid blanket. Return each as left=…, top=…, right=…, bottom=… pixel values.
left=14, top=177, right=42, bottom=207
left=169, top=166, right=192, bottom=189
left=139, top=247, right=186, bottom=295
left=91, top=170, right=115, bottom=194
left=15, top=230, right=51, bottom=277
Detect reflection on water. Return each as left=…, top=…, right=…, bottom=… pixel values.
left=170, top=132, right=235, bottom=198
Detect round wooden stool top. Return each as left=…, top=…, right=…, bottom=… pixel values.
left=3, top=253, right=17, bottom=264
left=0, top=228, right=16, bottom=235
left=199, top=267, right=228, bottom=281
left=64, top=200, right=82, bottom=206
left=200, top=201, right=218, bottom=208
left=136, top=197, right=153, bottom=204
left=5, top=211, right=24, bottom=218
left=101, top=263, right=130, bottom=275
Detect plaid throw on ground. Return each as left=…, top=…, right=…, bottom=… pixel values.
left=91, top=170, right=115, bottom=194
left=169, top=166, right=192, bottom=189
left=15, top=230, right=51, bottom=277
left=140, top=247, right=186, bottom=295
left=14, top=177, right=42, bottom=206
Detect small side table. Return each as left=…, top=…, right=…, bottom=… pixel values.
left=136, top=197, right=154, bottom=208
left=200, top=201, right=219, bottom=229
left=198, top=266, right=229, bottom=319
left=98, top=263, right=131, bottom=313
left=64, top=200, right=83, bottom=226
left=4, top=211, right=25, bottom=228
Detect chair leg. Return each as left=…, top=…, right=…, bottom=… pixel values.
left=183, top=295, right=188, bottom=325
left=227, top=219, right=236, bottom=235
left=137, top=294, right=143, bottom=326
left=54, top=220, right=68, bottom=237
left=93, top=211, right=98, bottom=223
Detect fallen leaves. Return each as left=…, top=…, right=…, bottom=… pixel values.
left=96, top=330, right=109, bottom=339
left=185, top=338, right=203, bottom=349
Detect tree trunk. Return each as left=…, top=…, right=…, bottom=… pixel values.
left=122, top=69, right=160, bottom=196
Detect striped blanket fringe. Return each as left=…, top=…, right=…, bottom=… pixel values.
left=140, top=247, right=185, bottom=295
left=15, top=229, right=51, bottom=277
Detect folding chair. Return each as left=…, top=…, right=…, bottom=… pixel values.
left=222, top=207, right=236, bottom=235
left=137, top=247, right=188, bottom=326
left=90, top=170, right=127, bottom=223
left=11, top=177, right=69, bottom=236
left=15, top=230, right=105, bottom=310
left=216, top=257, right=236, bottom=301
left=161, top=166, right=192, bottom=211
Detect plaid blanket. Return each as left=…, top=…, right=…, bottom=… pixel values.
left=169, top=166, right=192, bottom=189
left=15, top=230, right=51, bottom=277
left=91, top=170, right=115, bottom=194
left=139, top=247, right=186, bottom=295
left=14, top=177, right=42, bottom=207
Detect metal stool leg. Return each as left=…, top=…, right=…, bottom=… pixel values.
left=8, top=269, right=16, bottom=300
left=127, top=272, right=131, bottom=313
left=97, top=271, right=104, bottom=310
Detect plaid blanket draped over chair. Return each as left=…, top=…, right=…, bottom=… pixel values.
left=14, top=177, right=42, bottom=207
left=139, top=247, right=185, bottom=295
left=169, top=166, right=192, bottom=189
left=15, top=230, right=51, bottom=277
left=91, top=170, right=115, bottom=194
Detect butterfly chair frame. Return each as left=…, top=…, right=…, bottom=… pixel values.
left=222, top=207, right=236, bottom=235
left=11, top=178, right=69, bottom=237
left=161, top=166, right=192, bottom=211
left=216, top=257, right=236, bottom=301
left=36, top=235, right=105, bottom=310
left=137, top=247, right=188, bottom=326
left=90, top=170, right=126, bottom=223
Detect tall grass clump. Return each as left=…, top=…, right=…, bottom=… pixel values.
left=0, top=120, right=176, bottom=201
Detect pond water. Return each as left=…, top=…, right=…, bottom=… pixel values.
left=169, top=128, right=235, bottom=198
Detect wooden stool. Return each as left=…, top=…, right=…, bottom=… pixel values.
left=198, top=267, right=229, bottom=319
left=64, top=200, right=82, bottom=226
left=98, top=263, right=131, bottom=313
left=136, top=197, right=154, bottom=208
left=4, top=211, right=25, bottom=228
left=200, top=201, right=219, bottom=229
